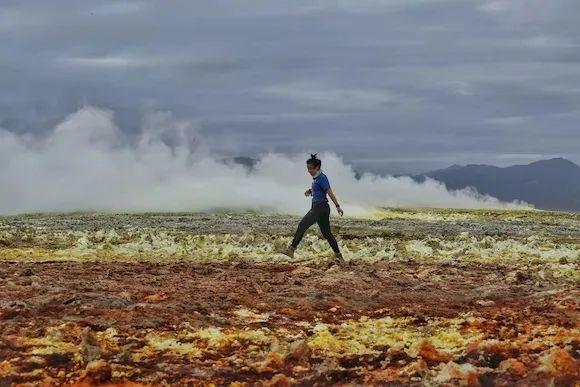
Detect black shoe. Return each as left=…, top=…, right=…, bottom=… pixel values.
left=327, top=252, right=346, bottom=269
left=279, top=245, right=295, bottom=258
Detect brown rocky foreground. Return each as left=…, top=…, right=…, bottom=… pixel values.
left=1, top=259, right=578, bottom=386
left=0, top=209, right=578, bottom=386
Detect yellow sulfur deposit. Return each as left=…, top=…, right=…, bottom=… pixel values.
left=308, top=316, right=483, bottom=357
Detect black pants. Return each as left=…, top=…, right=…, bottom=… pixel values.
left=291, top=201, right=340, bottom=253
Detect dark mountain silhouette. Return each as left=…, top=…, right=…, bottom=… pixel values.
left=411, top=157, right=580, bottom=212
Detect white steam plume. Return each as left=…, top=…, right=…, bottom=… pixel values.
left=0, top=106, right=529, bottom=216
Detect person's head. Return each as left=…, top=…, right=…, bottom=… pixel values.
left=306, top=153, right=321, bottom=176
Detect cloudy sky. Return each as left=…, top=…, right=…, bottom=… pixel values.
left=2, top=0, right=579, bottom=174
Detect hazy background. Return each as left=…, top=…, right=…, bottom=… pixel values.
left=0, top=106, right=528, bottom=215
left=1, top=1, right=578, bottom=214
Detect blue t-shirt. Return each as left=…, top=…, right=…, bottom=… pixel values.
left=312, top=172, right=330, bottom=203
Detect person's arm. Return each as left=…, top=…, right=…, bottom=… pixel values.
left=326, top=187, right=344, bottom=216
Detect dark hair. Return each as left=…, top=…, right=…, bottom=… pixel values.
left=306, top=153, right=321, bottom=168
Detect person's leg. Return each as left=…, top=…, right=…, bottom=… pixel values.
left=316, top=204, right=341, bottom=254
left=291, top=208, right=317, bottom=248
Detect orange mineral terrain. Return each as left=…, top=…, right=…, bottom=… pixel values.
left=0, top=208, right=578, bottom=386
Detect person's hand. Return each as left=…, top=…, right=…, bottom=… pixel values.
left=304, top=188, right=312, bottom=197
left=337, top=205, right=344, bottom=216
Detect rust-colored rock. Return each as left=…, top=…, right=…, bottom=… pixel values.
left=265, top=373, right=296, bottom=387
left=286, top=340, right=311, bottom=362
left=80, top=359, right=112, bottom=383
left=540, top=348, right=579, bottom=379
left=416, top=340, right=453, bottom=364
left=255, top=352, right=286, bottom=373
left=499, top=358, right=528, bottom=377
left=144, top=292, right=169, bottom=303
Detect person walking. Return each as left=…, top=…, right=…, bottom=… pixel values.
left=281, top=153, right=345, bottom=265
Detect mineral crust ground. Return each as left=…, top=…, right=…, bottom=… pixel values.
left=0, top=208, right=578, bottom=386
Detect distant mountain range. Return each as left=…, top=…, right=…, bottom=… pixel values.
left=221, top=156, right=580, bottom=212
left=410, top=157, right=580, bottom=212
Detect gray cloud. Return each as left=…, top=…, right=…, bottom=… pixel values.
left=1, top=0, right=579, bottom=175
